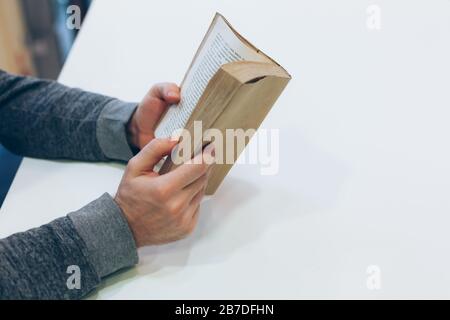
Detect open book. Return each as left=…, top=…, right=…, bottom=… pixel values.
left=155, top=13, right=291, bottom=195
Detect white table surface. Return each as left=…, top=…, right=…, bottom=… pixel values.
left=2, top=0, right=450, bottom=299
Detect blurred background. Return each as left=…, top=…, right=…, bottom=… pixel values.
left=0, top=0, right=91, bottom=78
left=0, top=0, right=92, bottom=206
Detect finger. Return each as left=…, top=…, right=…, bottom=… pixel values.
left=182, top=205, right=201, bottom=235
left=183, top=164, right=212, bottom=196
left=190, top=207, right=200, bottom=225
left=164, top=171, right=208, bottom=219
left=178, top=173, right=208, bottom=205
left=189, top=186, right=206, bottom=209
left=179, top=185, right=207, bottom=225
left=149, top=83, right=180, bottom=104
left=161, top=144, right=215, bottom=189
left=128, top=138, right=178, bottom=176
left=141, top=83, right=180, bottom=130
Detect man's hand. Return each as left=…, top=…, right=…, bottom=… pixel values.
left=114, top=139, right=215, bottom=247
left=127, top=83, right=181, bottom=150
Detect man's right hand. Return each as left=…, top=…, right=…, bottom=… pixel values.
left=114, top=139, right=215, bottom=248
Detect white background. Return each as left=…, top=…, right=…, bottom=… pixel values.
left=1, top=0, right=450, bottom=299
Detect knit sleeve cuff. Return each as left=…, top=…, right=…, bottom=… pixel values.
left=96, top=99, right=138, bottom=162
left=68, top=193, right=139, bottom=278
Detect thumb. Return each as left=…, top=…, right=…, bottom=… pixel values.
left=128, top=138, right=178, bottom=176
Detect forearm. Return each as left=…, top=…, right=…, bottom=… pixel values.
left=0, top=70, right=137, bottom=162
left=0, top=194, right=138, bottom=300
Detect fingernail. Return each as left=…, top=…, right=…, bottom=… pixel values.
left=204, top=143, right=215, bottom=157
left=167, top=91, right=178, bottom=99
left=170, top=132, right=181, bottom=142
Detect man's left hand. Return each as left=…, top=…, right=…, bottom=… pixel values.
left=127, top=83, right=180, bottom=150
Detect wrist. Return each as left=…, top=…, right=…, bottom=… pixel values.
left=114, top=193, right=143, bottom=248
left=126, top=112, right=140, bottom=150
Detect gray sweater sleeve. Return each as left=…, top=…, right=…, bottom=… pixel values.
left=0, top=70, right=140, bottom=299
left=0, top=70, right=137, bottom=162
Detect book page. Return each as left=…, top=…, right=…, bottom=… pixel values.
left=155, top=14, right=271, bottom=139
